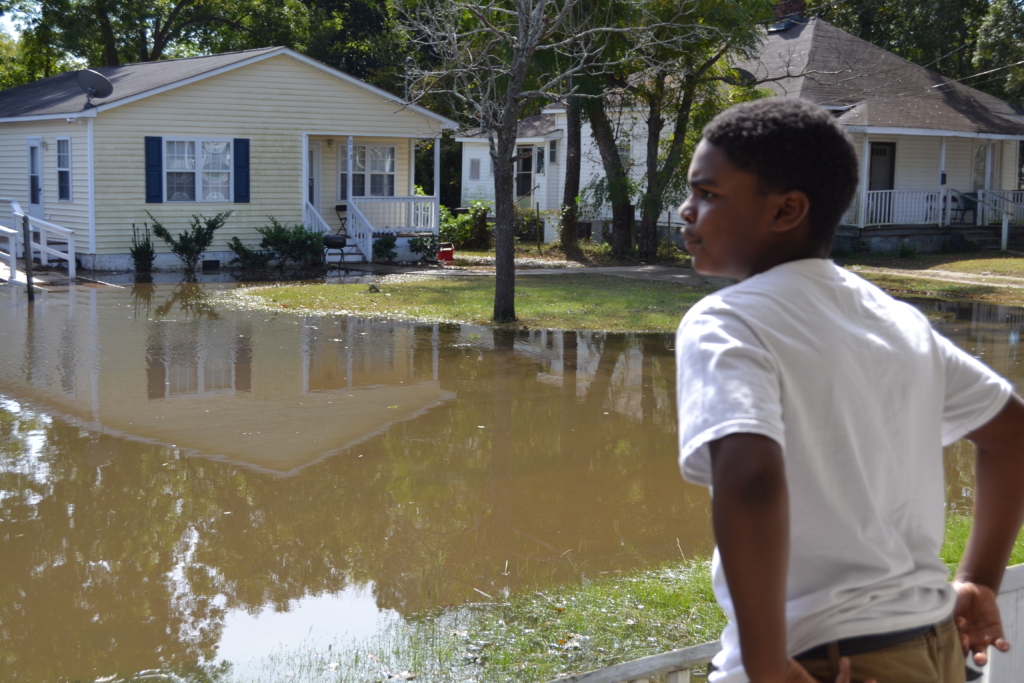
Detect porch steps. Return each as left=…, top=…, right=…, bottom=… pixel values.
left=327, top=245, right=367, bottom=265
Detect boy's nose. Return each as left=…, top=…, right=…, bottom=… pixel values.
left=678, top=197, right=695, bottom=224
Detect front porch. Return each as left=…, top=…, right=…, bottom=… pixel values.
left=301, top=133, right=441, bottom=263
left=836, top=132, right=1024, bottom=252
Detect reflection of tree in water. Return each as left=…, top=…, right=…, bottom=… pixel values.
left=153, top=282, right=220, bottom=320
left=131, top=281, right=157, bottom=319
left=0, top=328, right=705, bottom=680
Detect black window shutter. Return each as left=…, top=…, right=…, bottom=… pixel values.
left=145, top=136, right=162, bottom=203
left=234, top=138, right=250, bottom=203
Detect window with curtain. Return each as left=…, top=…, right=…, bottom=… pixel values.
left=340, top=145, right=395, bottom=199
left=165, top=139, right=232, bottom=201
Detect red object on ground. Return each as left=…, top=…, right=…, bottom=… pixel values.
left=437, top=243, right=455, bottom=262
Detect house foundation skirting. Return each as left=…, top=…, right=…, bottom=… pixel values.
left=834, top=225, right=1024, bottom=255
left=78, top=250, right=238, bottom=272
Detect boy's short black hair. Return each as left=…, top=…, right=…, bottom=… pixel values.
left=702, top=98, right=859, bottom=251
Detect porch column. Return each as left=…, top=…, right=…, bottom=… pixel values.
left=983, top=142, right=994, bottom=225
left=938, top=137, right=946, bottom=189
left=939, top=137, right=947, bottom=226
left=433, top=134, right=441, bottom=231
left=302, top=133, right=309, bottom=210
left=409, top=139, right=416, bottom=195
left=346, top=136, right=353, bottom=211
left=858, top=134, right=869, bottom=228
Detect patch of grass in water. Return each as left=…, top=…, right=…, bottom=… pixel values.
left=204, top=514, right=1024, bottom=683
left=228, top=275, right=713, bottom=333
left=214, top=559, right=723, bottom=683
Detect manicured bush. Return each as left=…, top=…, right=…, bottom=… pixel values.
left=256, top=217, right=324, bottom=270
left=130, top=223, right=156, bottom=273
left=407, top=234, right=439, bottom=263
left=227, top=236, right=274, bottom=271
left=149, top=211, right=232, bottom=275
left=372, top=233, right=398, bottom=263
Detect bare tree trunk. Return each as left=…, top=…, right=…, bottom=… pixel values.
left=637, top=81, right=665, bottom=261
left=586, top=98, right=632, bottom=257
left=560, top=97, right=582, bottom=253
left=491, top=123, right=520, bottom=323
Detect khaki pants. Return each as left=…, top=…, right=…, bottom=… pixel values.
left=798, top=618, right=965, bottom=683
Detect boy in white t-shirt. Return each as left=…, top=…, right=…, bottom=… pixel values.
left=675, top=97, right=1024, bottom=683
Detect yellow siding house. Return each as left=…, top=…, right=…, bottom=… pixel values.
left=0, top=47, right=458, bottom=270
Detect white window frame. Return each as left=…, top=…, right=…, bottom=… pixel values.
left=338, top=144, right=396, bottom=200
left=163, top=137, right=234, bottom=203
left=56, top=136, right=72, bottom=202
left=469, top=158, right=481, bottom=180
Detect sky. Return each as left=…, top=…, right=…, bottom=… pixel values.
left=1, top=14, right=19, bottom=38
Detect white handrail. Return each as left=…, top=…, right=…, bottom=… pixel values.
left=347, top=200, right=374, bottom=261
left=0, top=197, right=76, bottom=278
left=0, top=224, right=18, bottom=282
left=302, top=201, right=333, bottom=235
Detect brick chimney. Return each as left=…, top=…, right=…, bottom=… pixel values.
left=774, top=0, right=806, bottom=20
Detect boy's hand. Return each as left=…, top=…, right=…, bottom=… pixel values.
left=763, top=657, right=875, bottom=683
left=953, top=580, right=1010, bottom=665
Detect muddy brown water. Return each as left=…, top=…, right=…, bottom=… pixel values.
left=0, top=282, right=1020, bottom=681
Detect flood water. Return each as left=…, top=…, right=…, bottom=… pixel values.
left=0, top=282, right=1021, bottom=681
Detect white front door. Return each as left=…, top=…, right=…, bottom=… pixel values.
left=307, top=141, right=321, bottom=209
left=27, top=138, right=43, bottom=219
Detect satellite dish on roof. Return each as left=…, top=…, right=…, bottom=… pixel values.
left=76, top=69, right=114, bottom=107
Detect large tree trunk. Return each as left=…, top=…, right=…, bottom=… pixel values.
left=95, top=1, right=120, bottom=66
left=638, top=78, right=701, bottom=261
left=637, top=82, right=666, bottom=261
left=585, top=98, right=633, bottom=257
left=491, top=125, right=519, bottom=323
left=560, top=96, right=582, bottom=253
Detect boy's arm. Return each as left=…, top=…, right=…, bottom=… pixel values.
left=956, top=393, right=1024, bottom=664
left=710, top=433, right=830, bottom=683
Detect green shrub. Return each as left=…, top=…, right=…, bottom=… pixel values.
left=408, top=234, right=439, bottom=262
left=227, top=237, right=274, bottom=271
left=898, top=240, right=919, bottom=259
left=149, top=211, right=231, bottom=275
left=256, top=217, right=324, bottom=270
left=440, top=200, right=490, bottom=249
left=656, top=238, right=691, bottom=265
left=130, top=223, right=156, bottom=273
left=514, top=205, right=544, bottom=241
left=372, top=233, right=398, bottom=263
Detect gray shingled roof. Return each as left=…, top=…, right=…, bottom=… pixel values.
left=0, top=47, right=281, bottom=118
left=461, top=112, right=558, bottom=139
left=739, top=17, right=1024, bottom=136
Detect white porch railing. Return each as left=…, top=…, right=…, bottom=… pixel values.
left=983, top=190, right=1024, bottom=226
left=347, top=201, right=374, bottom=261
left=303, top=200, right=333, bottom=235
left=555, top=564, right=1024, bottom=683
left=0, top=197, right=76, bottom=279
left=863, top=190, right=941, bottom=226
left=351, top=196, right=438, bottom=233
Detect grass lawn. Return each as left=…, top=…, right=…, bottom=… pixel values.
left=452, top=241, right=692, bottom=268
left=837, top=251, right=1024, bottom=277
left=853, top=272, right=1024, bottom=306
left=229, top=274, right=711, bottom=333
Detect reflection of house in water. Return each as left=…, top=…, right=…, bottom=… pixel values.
left=147, top=320, right=253, bottom=399
left=922, top=301, right=1024, bottom=389
left=0, top=286, right=454, bottom=474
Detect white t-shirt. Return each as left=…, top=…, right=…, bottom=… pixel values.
left=675, top=258, right=1012, bottom=683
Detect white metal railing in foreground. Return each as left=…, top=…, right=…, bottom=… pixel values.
left=0, top=197, right=76, bottom=279
left=352, top=195, right=438, bottom=233
left=551, top=564, right=1024, bottom=683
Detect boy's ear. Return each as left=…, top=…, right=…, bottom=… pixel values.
left=769, top=190, right=811, bottom=235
